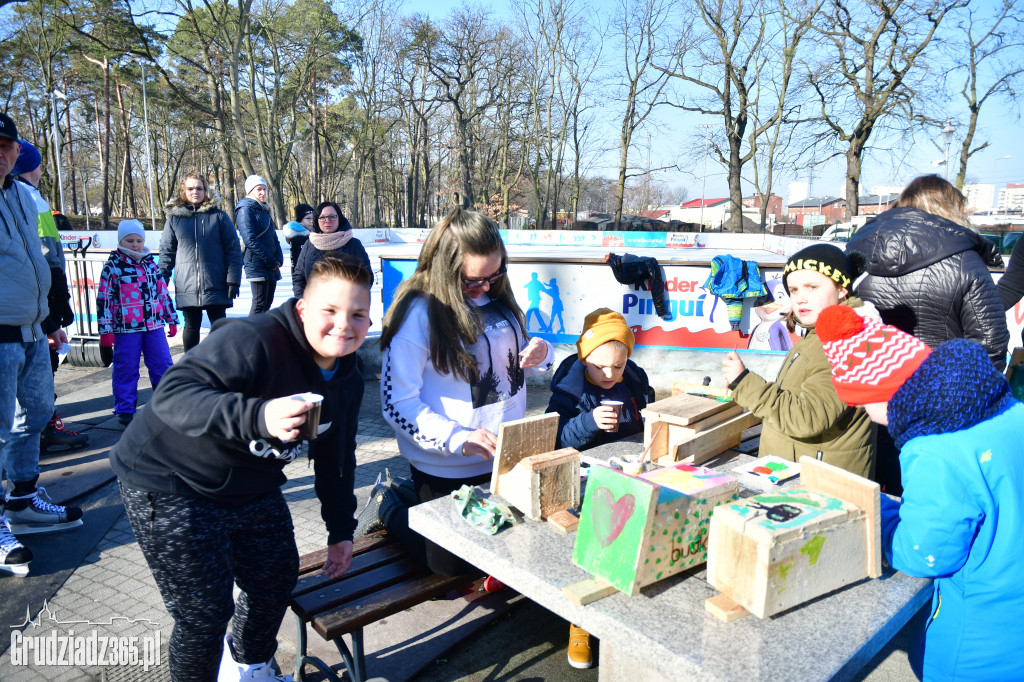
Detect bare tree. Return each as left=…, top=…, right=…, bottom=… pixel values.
left=806, top=0, right=965, bottom=218
left=611, top=0, right=671, bottom=228
left=408, top=8, right=511, bottom=205
left=947, top=0, right=1024, bottom=189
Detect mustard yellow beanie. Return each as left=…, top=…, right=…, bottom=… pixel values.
left=577, top=308, right=635, bottom=361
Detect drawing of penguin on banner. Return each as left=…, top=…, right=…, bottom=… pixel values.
left=748, top=276, right=794, bottom=351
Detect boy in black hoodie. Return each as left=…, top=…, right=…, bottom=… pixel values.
left=111, top=254, right=372, bottom=682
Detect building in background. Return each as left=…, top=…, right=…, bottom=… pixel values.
left=963, top=184, right=995, bottom=213
left=787, top=197, right=846, bottom=225
left=787, top=181, right=809, bottom=206
left=997, top=184, right=1024, bottom=213
left=858, top=193, right=900, bottom=216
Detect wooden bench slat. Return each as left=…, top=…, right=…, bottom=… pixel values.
left=292, top=555, right=428, bottom=620
left=292, top=543, right=407, bottom=598
left=297, top=533, right=393, bottom=574
left=312, top=571, right=476, bottom=640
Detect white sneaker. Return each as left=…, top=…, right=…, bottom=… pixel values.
left=218, top=634, right=293, bottom=681
left=0, top=516, right=32, bottom=576
left=5, top=487, right=84, bottom=535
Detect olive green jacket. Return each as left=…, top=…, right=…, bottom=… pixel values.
left=730, top=298, right=877, bottom=479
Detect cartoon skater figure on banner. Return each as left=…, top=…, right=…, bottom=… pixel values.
left=747, top=276, right=793, bottom=351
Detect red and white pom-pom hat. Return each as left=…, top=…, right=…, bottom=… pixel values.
left=815, top=305, right=932, bottom=406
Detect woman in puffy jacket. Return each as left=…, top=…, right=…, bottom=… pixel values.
left=235, top=174, right=283, bottom=315
left=847, top=175, right=1008, bottom=370
left=159, top=173, right=242, bottom=351
left=292, top=201, right=371, bottom=298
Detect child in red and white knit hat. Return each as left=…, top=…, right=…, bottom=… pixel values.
left=816, top=303, right=1024, bottom=682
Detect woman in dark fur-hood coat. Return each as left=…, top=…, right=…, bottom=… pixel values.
left=159, top=184, right=242, bottom=310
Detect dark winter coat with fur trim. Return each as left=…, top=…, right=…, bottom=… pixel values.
left=847, top=206, right=1008, bottom=370
left=159, top=189, right=242, bottom=308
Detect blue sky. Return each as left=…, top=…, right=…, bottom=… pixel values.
left=400, top=0, right=1024, bottom=206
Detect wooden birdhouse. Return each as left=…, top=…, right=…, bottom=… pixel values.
left=490, top=413, right=580, bottom=521
left=706, top=457, right=881, bottom=620
left=642, top=393, right=760, bottom=465
left=572, top=461, right=738, bottom=596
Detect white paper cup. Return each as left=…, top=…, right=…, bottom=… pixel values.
left=292, top=392, right=324, bottom=440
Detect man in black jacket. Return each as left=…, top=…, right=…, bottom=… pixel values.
left=111, top=254, right=372, bottom=681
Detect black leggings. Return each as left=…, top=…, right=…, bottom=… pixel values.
left=121, top=483, right=298, bottom=682
left=249, top=281, right=277, bottom=316
left=179, top=306, right=228, bottom=351
left=388, top=466, right=491, bottom=576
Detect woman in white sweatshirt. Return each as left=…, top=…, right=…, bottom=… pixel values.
left=377, top=203, right=553, bottom=575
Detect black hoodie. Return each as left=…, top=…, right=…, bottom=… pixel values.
left=847, top=206, right=1009, bottom=370
left=110, top=300, right=360, bottom=544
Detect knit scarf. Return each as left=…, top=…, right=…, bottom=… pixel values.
left=888, top=338, right=1015, bottom=449
left=118, top=246, right=151, bottom=262
left=309, top=230, right=353, bottom=251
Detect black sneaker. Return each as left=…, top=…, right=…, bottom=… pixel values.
left=116, top=413, right=134, bottom=426
left=40, top=415, right=88, bottom=452
left=389, top=474, right=420, bottom=508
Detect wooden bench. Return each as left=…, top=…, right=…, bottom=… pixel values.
left=290, top=532, right=479, bottom=682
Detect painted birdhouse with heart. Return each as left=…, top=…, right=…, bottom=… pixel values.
left=572, top=461, right=738, bottom=596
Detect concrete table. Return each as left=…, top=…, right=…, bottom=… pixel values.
left=408, top=438, right=932, bottom=682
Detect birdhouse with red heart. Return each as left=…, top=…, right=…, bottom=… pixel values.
left=572, top=461, right=738, bottom=596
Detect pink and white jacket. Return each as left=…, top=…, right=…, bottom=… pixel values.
left=97, top=248, right=177, bottom=335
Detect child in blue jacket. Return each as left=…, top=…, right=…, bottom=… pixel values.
left=546, top=308, right=652, bottom=669
left=817, top=304, right=1024, bottom=682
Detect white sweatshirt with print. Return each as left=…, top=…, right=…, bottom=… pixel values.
left=381, top=294, right=554, bottom=479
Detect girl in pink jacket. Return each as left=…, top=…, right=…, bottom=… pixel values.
left=97, top=220, right=177, bottom=425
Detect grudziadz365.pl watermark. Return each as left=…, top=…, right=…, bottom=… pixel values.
left=9, top=629, right=161, bottom=671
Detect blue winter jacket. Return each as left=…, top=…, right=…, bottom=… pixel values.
left=235, top=197, right=282, bottom=281
left=882, top=400, right=1024, bottom=681
left=546, top=354, right=652, bottom=451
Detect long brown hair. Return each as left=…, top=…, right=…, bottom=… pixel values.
left=380, top=202, right=527, bottom=382
left=894, top=174, right=971, bottom=228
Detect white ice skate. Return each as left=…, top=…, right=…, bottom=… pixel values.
left=5, top=487, right=84, bottom=535
left=0, top=517, right=32, bottom=576
left=218, top=634, right=293, bottom=681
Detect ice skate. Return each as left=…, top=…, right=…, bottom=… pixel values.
left=5, top=487, right=84, bottom=535
left=0, top=517, right=32, bottom=576
left=39, top=414, right=88, bottom=452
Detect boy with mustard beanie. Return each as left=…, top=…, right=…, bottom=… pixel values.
left=546, top=308, right=653, bottom=670
left=817, top=304, right=1024, bottom=682
left=547, top=308, right=653, bottom=451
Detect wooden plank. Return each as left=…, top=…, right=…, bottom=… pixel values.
left=292, top=542, right=407, bottom=598
left=799, top=456, right=882, bottom=579
left=562, top=577, right=618, bottom=605
left=675, top=412, right=761, bottom=465
left=490, top=413, right=559, bottom=496
left=501, top=449, right=580, bottom=519
left=547, top=510, right=579, bottom=533
left=297, top=532, right=392, bottom=574
left=705, top=593, right=750, bottom=622
left=641, top=393, right=733, bottom=427
left=673, top=404, right=744, bottom=436
left=314, top=571, right=479, bottom=639
left=291, top=556, right=427, bottom=620
left=523, top=447, right=579, bottom=471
